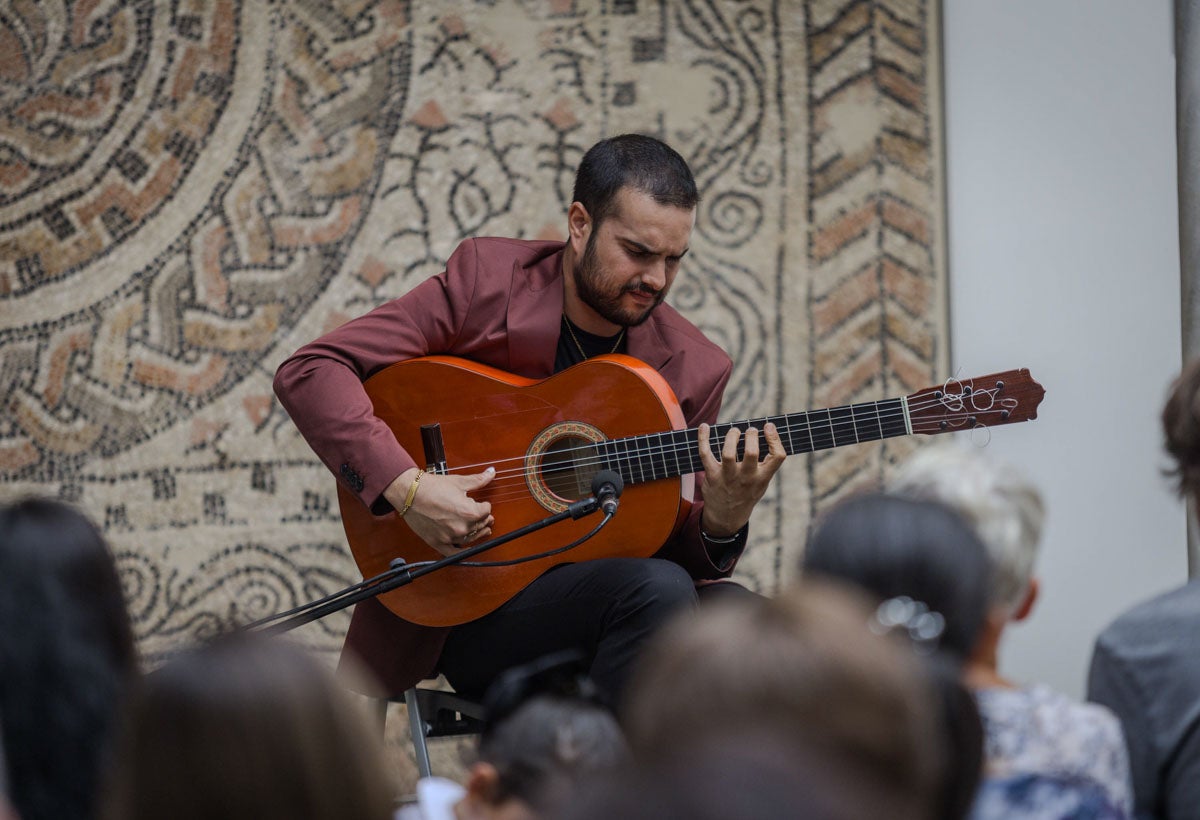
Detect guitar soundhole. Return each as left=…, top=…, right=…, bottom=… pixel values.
left=541, top=436, right=600, bottom=501
left=526, top=421, right=607, bottom=513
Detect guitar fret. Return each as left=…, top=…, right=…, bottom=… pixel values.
left=799, top=411, right=815, bottom=453
left=668, top=430, right=684, bottom=477
left=624, top=439, right=638, bottom=485
left=635, top=442, right=649, bottom=484
left=877, top=398, right=908, bottom=439
left=830, top=407, right=855, bottom=447
left=598, top=440, right=620, bottom=483
left=850, top=401, right=883, bottom=443
left=687, top=429, right=704, bottom=473
left=711, top=424, right=727, bottom=462
left=749, top=418, right=769, bottom=460
left=780, top=413, right=796, bottom=454
left=649, top=432, right=665, bottom=481
left=613, top=439, right=633, bottom=485
left=810, top=410, right=836, bottom=451
left=643, top=429, right=662, bottom=480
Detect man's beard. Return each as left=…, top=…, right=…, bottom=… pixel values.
left=572, top=233, right=664, bottom=328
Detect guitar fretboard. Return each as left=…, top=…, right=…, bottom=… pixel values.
left=596, top=397, right=910, bottom=487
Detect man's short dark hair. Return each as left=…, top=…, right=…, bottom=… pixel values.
left=572, top=134, right=699, bottom=225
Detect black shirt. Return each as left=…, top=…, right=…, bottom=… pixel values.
left=554, top=315, right=627, bottom=373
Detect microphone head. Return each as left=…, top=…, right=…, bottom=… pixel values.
left=590, top=470, right=624, bottom=498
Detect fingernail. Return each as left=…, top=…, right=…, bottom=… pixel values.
left=485, top=466, right=495, bottom=474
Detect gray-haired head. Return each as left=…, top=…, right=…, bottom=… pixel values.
left=889, top=444, right=1045, bottom=616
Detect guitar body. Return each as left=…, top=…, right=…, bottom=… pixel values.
left=339, top=355, right=693, bottom=627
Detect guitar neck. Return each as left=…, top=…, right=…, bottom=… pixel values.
left=599, top=397, right=911, bottom=487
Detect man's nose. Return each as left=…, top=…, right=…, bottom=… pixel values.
left=641, top=259, right=667, bottom=290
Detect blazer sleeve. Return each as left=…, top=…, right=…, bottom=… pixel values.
left=273, top=240, right=483, bottom=513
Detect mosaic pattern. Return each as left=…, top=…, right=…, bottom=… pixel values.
left=0, top=0, right=945, bottom=784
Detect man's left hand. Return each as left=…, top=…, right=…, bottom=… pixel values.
left=696, top=421, right=787, bottom=537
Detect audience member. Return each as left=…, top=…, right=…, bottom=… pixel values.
left=398, top=652, right=626, bottom=820
left=0, top=496, right=138, bottom=820
left=620, top=582, right=946, bottom=820
left=560, top=728, right=894, bottom=820
left=802, top=493, right=992, bottom=819
left=102, top=632, right=395, bottom=820
left=971, top=774, right=1128, bottom=820
left=1089, top=359, right=1200, bottom=819
left=893, top=444, right=1132, bottom=815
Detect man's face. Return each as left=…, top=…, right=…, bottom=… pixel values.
left=571, top=187, right=695, bottom=328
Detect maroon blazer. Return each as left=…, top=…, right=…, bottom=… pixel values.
left=274, top=237, right=740, bottom=695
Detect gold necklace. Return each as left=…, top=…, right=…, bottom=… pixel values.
left=563, top=315, right=625, bottom=358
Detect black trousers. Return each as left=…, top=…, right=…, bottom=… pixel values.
left=437, top=557, right=753, bottom=707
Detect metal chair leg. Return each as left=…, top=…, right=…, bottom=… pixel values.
left=404, top=687, right=433, bottom=779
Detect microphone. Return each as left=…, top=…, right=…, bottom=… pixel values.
left=590, top=470, right=624, bottom=516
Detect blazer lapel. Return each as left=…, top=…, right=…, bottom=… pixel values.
left=627, top=312, right=674, bottom=371
left=506, top=246, right=565, bottom=377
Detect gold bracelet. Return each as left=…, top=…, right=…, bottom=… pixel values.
left=397, top=470, right=424, bottom=517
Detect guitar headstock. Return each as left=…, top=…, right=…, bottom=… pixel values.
left=906, top=369, right=1045, bottom=435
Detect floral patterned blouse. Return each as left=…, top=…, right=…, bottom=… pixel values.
left=970, top=684, right=1133, bottom=819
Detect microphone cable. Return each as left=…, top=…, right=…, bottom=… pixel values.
left=241, top=510, right=616, bottom=630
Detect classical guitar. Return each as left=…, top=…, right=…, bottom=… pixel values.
left=339, top=355, right=1045, bottom=627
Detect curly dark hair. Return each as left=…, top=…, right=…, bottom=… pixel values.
left=1162, top=358, right=1200, bottom=498
left=0, top=497, right=136, bottom=820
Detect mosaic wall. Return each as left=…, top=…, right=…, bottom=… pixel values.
left=0, top=0, right=946, bottom=782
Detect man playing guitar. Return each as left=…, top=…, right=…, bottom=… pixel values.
left=274, top=134, right=786, bottom=704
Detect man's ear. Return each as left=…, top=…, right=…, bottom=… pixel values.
left=567, top=201, right=592, bottom=251
left=464, top=761, right=503, bottom=805
left=1012, top=577, right=1039, bottom=622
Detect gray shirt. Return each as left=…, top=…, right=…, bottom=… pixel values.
left=1088, top=580, right=1200, bottom=820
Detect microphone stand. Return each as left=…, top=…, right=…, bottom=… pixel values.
left=253, top=495, right=606, bottom=635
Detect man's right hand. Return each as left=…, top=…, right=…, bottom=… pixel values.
left=383, top=466, right=496, bottom=557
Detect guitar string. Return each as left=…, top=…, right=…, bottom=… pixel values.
left=401, top=394, right=1017, bottom=502
left=475, top=392, right=1003, bottom=475
left=439, top=394, right=1013, bottom=487
left=434, top=413, right=1016, bottom=506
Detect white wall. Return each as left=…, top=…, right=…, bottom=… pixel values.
left=942, top=0, right=1185, bottom=698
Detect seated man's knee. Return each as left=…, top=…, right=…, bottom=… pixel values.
left=625, top=558, right=697, bottom=610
